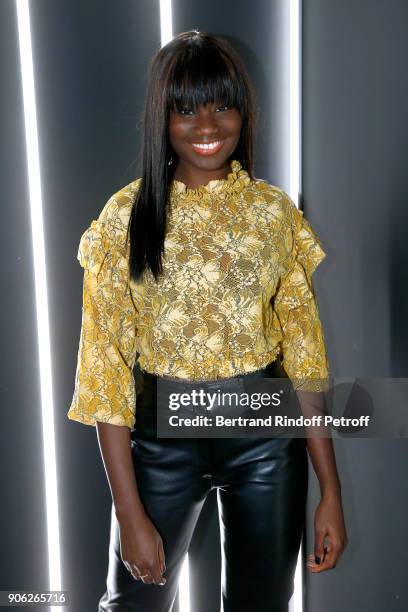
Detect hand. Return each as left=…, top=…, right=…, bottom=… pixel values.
left=117, top=511, right=166, bottom=586
left=306, top=492, right=348, bottom=573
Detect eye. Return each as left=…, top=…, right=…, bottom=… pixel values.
left=178, top=108, right=195, bottom=116
left=216, top=105, right=231, bottom=112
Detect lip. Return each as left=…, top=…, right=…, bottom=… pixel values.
left=190, top=140, right=224, bottom=156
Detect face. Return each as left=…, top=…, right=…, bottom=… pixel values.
left=168, top=102, right=242, bottom=178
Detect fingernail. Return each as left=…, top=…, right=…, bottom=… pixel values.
left=315, top=555, right=321, bottom=564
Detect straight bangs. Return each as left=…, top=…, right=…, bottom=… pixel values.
left=166, top=46, right=248, bottom=116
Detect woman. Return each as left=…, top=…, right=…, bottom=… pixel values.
left=68, top=30, right=347, bottom=612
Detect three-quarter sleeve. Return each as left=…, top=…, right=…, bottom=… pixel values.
left=67, top=197, right=139, bottom=428
left=273, top=194, right=330, bottom=392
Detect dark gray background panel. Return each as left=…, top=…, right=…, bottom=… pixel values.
left=303, top=1, right=408, bottom=611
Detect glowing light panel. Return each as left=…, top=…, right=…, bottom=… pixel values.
left=16, top=1, right=63, bottom=609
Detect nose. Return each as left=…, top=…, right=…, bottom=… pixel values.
left=194, top=108, right=219, bottom=137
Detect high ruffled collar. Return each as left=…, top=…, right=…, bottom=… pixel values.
left=169, top=159, right=251, bottom=200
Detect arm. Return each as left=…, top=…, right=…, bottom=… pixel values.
left=273, top=192, right=348, bottom=572
left=95, top=422, right=144, bottom=517
left=296, top=390, right=347, bottom=572
left=67, top=197, right=166, bottom=585
left=96, top=422, right=166, bottom=585
left=295, top=390, right=341, bottom=496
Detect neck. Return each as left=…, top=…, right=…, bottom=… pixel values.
left=173, top=160, right=232, bottom=189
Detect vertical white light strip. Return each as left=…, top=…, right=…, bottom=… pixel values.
left=15, top=1, right=63, bottom=609
left=289, top=0, right=302, bottom=205
left=289, top=1, right=303, bottom=612
left=159, top=3, right=191, bottom=612
left=178, top=556, right=190, bottom=612
left=160, top=0, right=173, bottom=46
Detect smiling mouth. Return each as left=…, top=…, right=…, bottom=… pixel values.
left=191, top=140, right=223, bottom=155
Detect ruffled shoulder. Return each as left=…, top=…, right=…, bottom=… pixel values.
left=291, top=208, right=326, bottom=285
left=283, top=192, right=327, bottom=285
left=77, top=218, right=111, bottom=276
left=77, top=180, right=140, bottom=277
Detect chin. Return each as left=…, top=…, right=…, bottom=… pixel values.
left=185, top=151, right=233, bottom=169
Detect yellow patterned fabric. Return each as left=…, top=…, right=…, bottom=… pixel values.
left=67, top=160, right=330, bottom=429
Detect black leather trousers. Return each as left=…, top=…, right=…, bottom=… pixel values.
left=99, top=361, right=308, bottom=612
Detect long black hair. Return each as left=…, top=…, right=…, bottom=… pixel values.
left=128, top=30, right=257, bottom=283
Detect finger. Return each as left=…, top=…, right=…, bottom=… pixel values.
left=306, top=553, right=323, bottom=572
left=314, top=529, right=327, bottom=565
left=306, top=545, right=340, bottom=572
left=124, top=560, right=139, bottom=579
left=307, top=551, right=326, bottom=572
left=131, top=563, right=151, bottom=583
left=129, top=563, right=142, bottom=581
left=151, top=561, right=167, bottom=586
left=153, top=574, right=167, bottom=586
left=158, top=541, right=166, bottom=575
left=140, top=571, right=154, bottom=584
left=314, top=549, right=336, bottom=571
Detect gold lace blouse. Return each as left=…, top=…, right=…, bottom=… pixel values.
left=67, top=160, right=330, bottom=429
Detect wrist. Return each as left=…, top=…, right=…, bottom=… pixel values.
left=321, top=483, right=342, bottom=500
left=114, top=500, right=147, bottom=522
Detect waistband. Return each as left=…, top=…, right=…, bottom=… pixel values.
left=140, top=358, right=284, bottom=389
left=133, top=359, right=288, bottom=438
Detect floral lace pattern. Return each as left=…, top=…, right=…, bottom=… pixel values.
left=67, top=160, right=330, bottom=429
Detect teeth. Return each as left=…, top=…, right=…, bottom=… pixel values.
left=192, top=141, right=221, bottom=150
